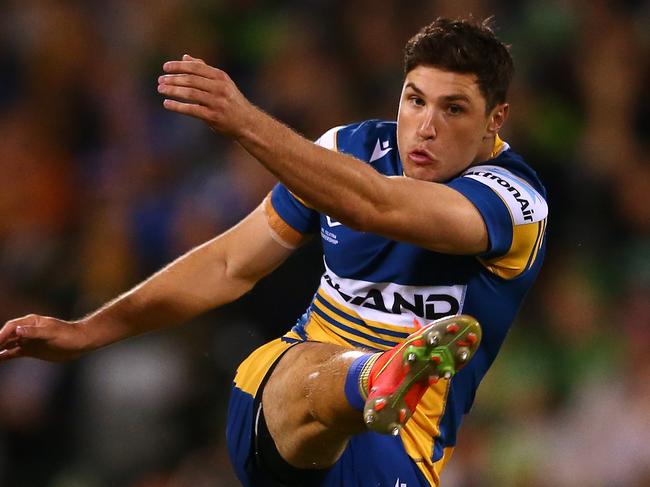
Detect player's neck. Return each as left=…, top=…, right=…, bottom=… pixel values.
left=474, top=135, right=499, bottom=164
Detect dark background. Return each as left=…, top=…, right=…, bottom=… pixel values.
left=0, top=0, right=648, bottom=486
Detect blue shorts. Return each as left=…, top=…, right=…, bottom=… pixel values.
left=226, top=338, right=431, bottom=487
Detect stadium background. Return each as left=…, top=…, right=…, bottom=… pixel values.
left=0, top=0, right=648, bottom=485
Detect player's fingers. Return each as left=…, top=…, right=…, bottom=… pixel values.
left=157, top=84, right=213, bottom=106
left=2, top=337, right=20, bottom=349
left=162, top=60, right=222, bottom=80
left=0, top=325, right=17, bottom=346
left=0, top=345, right=24, bottom=362
left=157, top=74, right=214, bottom=93
left=182, top=54, right=206, bottom=64
left=0, top=337, right=19, bottom=357
left=0, top=315, right=39, bottom=345
left=162, top=99, right=213, bottom=121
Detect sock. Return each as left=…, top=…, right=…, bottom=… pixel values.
left=344, top=352, right=381, bottom=411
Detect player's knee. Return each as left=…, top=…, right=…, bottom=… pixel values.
left=261, top=342, right=352, bottom=432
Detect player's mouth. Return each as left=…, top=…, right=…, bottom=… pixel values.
left=408, top=148, right=436, bottom=165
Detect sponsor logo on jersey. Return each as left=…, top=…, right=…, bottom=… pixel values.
left=369, top=138, right=393, bottom=162
left=321, top=263, right=466, bottom=326
left=463, top=165, right=547, bottom=224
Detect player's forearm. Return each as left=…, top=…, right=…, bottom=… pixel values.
left=79, top=237, right=252, bottom=351
left=236, top=109, right=387, bottom=230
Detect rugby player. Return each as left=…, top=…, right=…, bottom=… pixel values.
left=0, top=18, right=547, bottom=486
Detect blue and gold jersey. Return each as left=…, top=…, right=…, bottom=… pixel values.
left=265, top=119, right=548, bottom=484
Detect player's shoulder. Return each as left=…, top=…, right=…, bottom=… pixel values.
left=339, top=119, right=397, bottom=142
left=461, top=146, right=548, bottom=225
left=315, top=120, right=397, bottom=157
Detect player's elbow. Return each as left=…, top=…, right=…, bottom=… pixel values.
left=315, top=173, right=393, bottom=233
left=343, top=178, right=395, bottom=233
left=337, top=207, right=368, bottom=232
left=223, top=256, right=258, bottom=298
left=333, top=197, right=385, bottom=233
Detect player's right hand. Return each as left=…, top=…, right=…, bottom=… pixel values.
left=0, top=315, right=89, bottom=363
left=158, top=54, right=255, bottom=139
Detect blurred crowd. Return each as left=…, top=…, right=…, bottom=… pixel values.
left=0, top=0, right=648, bottom=486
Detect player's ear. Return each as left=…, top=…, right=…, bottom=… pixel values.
left=485, top=103, right=509, bottom=136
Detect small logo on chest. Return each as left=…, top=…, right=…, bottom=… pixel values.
left=321, top=228, right=338, bottom=245
left=370, top=138, right=392, bottom=162
left=321, top=216, right=342, bottom=244
left=326, top=216, right=342, bottom=227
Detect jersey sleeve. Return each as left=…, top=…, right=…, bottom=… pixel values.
left=447, top=165, right=548, bottom=279
left=265, top=126, right=344, bottom=247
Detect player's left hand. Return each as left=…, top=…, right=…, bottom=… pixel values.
left=158, top=54, right=255, bottom=138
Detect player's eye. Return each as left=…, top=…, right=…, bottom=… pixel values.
left=447, top=104, right=464, bottom=115
left=409, top=96, right=425, bottom=107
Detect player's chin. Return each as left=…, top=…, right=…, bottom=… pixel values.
left=403, top=164, right=441, bottom=183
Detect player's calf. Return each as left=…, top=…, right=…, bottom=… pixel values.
left=262, top=342, right=365, bottom=469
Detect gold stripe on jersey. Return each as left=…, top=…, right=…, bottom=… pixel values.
left=478, top=219, right=545, bottom=279
left=528, top=217, right=547, bottom=270
left=233, top=338, right=297, bottom=396
left=308, top=291, right=422, bottom=350
left=283, top=330, right=304, bottom=342
left=432, top=447, right=455, bottom=483
left=264, top=194, right=305, bottom=248
left=401, top=383, right=452, bottom=486
left=490, top=135, right=505, bottom=158
left=311, top=297, right=408, bottom=348
left=306, top=312, right=388, bottom=350
left=303, top=315, right=358, bottom=347
left=317, top=289, right=417, bottom=335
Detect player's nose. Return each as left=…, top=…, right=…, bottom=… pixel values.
left=416, top=110, right=437, bottom=140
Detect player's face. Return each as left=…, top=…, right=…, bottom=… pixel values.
left=396, top=65, right=506, bottom=182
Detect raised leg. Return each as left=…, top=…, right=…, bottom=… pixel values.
left=261, top=314, right=482, bottom=470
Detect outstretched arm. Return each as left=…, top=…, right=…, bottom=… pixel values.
left=158, top=56, right=488, bottom=255
left=0, top=203, right=298, bottom=362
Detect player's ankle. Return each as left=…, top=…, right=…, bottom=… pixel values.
left=343, top=352, right=381, bottom=411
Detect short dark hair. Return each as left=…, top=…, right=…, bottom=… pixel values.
left=404, top=17, right=514, bottom=112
